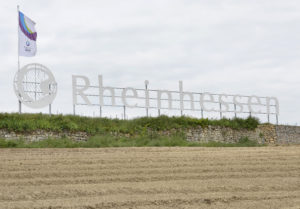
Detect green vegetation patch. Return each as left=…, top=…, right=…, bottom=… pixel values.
left=0, top=113, right=259, bottom=135
left=0, top=136, right=262, bottom=148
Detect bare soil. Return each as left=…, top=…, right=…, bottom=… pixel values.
left=0, top=146, right=299, bottom=209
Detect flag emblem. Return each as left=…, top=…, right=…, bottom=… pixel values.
left=18, top=11, right=37, bottom=57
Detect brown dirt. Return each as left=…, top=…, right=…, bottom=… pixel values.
left=0, top=146, right=299, bottom=209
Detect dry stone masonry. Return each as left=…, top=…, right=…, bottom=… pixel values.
left=185, top=125, right=277, bottom=144
left=0, top=129, right=89, bottom=142
left=0, top=124, right=299, bottom=144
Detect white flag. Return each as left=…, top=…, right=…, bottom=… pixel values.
left=19, top=11, right=37, bottom=57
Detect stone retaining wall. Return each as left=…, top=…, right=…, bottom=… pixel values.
left=0, top=124, right=299, bottom=144
left=275, top=125, right=300, bottom=144
left=185, top=124, right=277, bottom=144
left=0, top=129, right=89, bottom=142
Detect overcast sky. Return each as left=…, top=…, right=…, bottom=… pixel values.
left=1, top=0, right=299, bottom=124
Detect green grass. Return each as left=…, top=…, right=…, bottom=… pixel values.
left=0, top=136, right=263, bottom=148
left=0, top=113, right=260, bottom=135
left=0, top=113, right=262, bottom=148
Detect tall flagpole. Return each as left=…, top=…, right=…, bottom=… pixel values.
left=17, top=5, right=22, bottom=114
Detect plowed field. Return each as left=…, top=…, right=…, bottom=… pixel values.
left=0, top=147, right=299, bottom=209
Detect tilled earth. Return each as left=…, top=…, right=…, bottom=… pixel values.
left=0, top=146, right=299, bottom=209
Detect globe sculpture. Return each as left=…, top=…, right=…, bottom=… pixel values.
left=14, top=63, right=57, bottom=108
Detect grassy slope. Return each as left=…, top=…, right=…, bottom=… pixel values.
left=0, top=136, right=261, bottom=148
left=0, top=113, right=262, bottom=148
left=0, top=113, right=259, bottom=134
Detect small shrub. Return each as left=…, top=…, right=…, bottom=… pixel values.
left=237, top=137, right=260, bottom=147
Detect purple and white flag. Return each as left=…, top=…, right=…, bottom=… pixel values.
left=19, top=11, right=37, bottom=57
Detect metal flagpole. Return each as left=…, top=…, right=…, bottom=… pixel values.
left=17, top=5, right=22, bottom=114
left=49, top=84, right=52, bottom=115
left=123, top=106, right=126, bottom=120
left=145, top=81, right=149, bottom=117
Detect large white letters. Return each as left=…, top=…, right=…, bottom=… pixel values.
left=122, top=87, right=138, bottom=107
left=157, top=90, right=172, bottom=109
left=179, top=81, right=194, bottom=111
left=266, top=97, right=279, bottom=115
left=200, top=93, right=215, bottom=112
left=218, top=94, right=229, bottom=112
left=72, top=75, right=91, bottom=105
left=71, top=75, right=279, bottom=117
left=98, top=75, right=116, bottom=106
left=248, top=95, right=262, bottom=114
left=233, top=95, right=244, bottom=113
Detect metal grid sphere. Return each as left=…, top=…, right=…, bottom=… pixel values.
left=14, top=63, right=57, bottom=108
